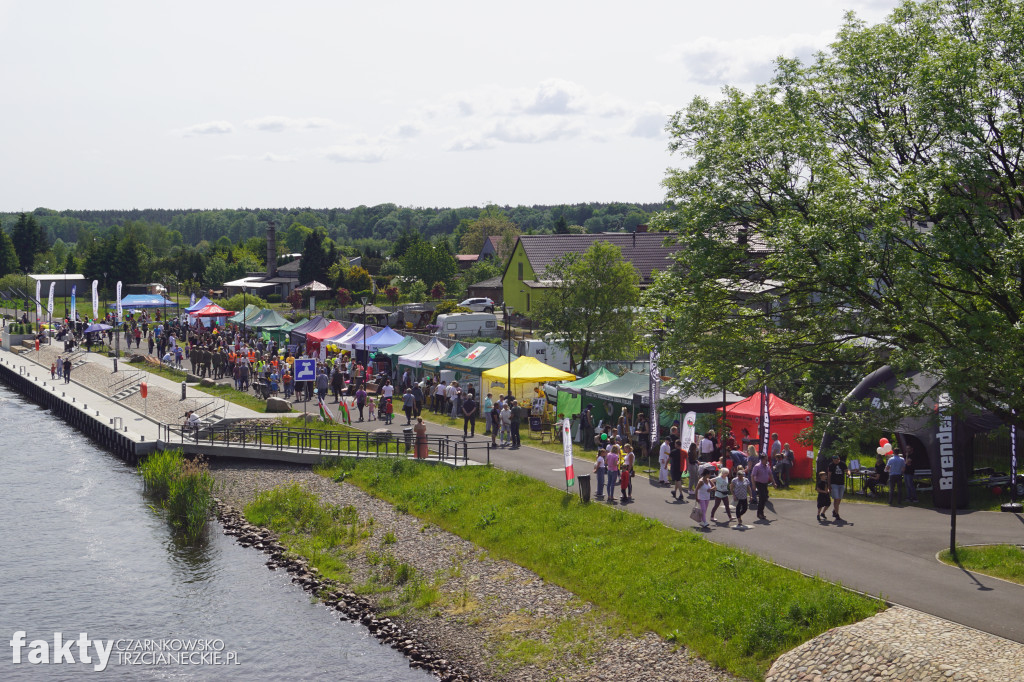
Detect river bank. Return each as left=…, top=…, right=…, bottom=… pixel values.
left=211, top=460, right=738, bottom=682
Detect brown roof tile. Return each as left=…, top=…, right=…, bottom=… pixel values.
left=516, top=232, right=681, bottom=283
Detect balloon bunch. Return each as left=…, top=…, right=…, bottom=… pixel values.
left=876, top=437, right=894, bottom=457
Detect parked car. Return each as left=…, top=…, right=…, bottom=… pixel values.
left=458, top=297, right=495, bottom=313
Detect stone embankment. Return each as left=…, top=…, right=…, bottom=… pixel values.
left=212, top=461, right=738, bottom=682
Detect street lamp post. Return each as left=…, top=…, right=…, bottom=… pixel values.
left=361, top=296, right=368, bottom=387
left=242, top=285, right=248, bottom=339
left=62, top=267, right=67, bottom=324
left=503, top=304, right=514, bottom=401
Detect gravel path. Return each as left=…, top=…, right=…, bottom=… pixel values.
left=211, top=460, right=739, bottom=682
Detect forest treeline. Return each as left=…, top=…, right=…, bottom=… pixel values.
left=1, top=202, right=663, bottom=250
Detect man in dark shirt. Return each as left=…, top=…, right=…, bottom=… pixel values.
left=461, top=393, right=477, bottom=438
left=510, top=399, right=522, bottom=448
left=828, top=454, right=848, bottom=521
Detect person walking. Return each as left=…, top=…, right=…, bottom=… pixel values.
left=63, top=357, right=72, bottom=384
left=413, top=417, right=428, bottom=459
left=355, top=386, right=367, bottom=422
left=669, top=437, right=683, bottom=499
left=499, top=400, right=511, bottom=447
left=695, top=470, right=713, bottom=529
left=483, top=393, right=494, bottom=435
left=658, top=436, right=670, bottom=486
left=687, top=442, right=700, bottom=495
left=622, top=444, right=635, bottom=501
left=828, top=453, right=848, bottom=521
left=815, top=471, right=831, bottom=521
left=750, top=453, right=774, bottom=521
left=904, top=444, right=919, bottom=502
left=710, top=467, right=734, bottom=523
left=731, top=467, right=751, bottom=528
left=402, top=387, right=415, bottom=425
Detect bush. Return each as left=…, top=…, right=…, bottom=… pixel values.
left=139, top=450, right=213, bottom=542
left=431, top=300, right=472, bottom=323
left=267, top=294, right=282, bottom=303
left=216, top=292, right=269, bottom=312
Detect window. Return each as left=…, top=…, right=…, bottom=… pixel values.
left=485, top=320, right=495, bottom=328
left=518, top=262, right=524, bottom=281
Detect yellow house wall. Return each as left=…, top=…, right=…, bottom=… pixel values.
left=502, top=243, right=538, bottom=315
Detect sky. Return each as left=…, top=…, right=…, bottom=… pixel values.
left=0, top=0, right=901, bottom=212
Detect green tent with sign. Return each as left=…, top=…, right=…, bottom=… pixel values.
left=441, top=342, right=518, bottom=390
left=556, top=367, right=618, bottom=419
left=269, top=319, right=301, bottom=345
left=579, top=372, right=649, bottom=425
left=229, top=304, right=263, bottom=325
left=250, top=308, right=290, bottom=330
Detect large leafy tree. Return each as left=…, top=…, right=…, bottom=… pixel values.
left=650, top=0, right=1024, bottom=424
left=400, top=240, right=457, bottom=288
left=533, top=241, right=639, bottom=374
left=457, top=205, right=519, bottom=259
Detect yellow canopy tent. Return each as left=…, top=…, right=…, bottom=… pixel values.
left=481, top=356, right=576, bottom=400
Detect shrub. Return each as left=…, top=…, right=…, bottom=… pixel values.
left=430, top=300, right=472, bottom=323
left=139, top=450, right=213, bottom=542
left=267, top=294, right=282, bottom=303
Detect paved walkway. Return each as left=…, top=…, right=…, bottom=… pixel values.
left=353, top=409, right=1024, bottom=645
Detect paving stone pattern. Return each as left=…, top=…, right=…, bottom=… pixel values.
left=766, top=605, right=1024, bottom=682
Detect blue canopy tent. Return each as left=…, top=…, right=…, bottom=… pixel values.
left=110, top=294, right=178, bottom=309
left=83, top=323, right=112, bottom=333
left=364, top=326, right=405, bottom=351
left=185, top=296, right=211, bottom=313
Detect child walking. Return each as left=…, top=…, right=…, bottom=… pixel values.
left=815, top=471, right=831, bottom=521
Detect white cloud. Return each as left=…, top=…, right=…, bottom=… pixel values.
left=244, top=116, right=332, bottom=133
left=489, top=117, right=582, bottom=144
left=177, top=120, right=234, bottom=136
left=666, top=33, right=829, bottom=86
left=393, top=121, right=424, bottom=139
left=322, top=144, right=388, bottom=163
left=447, top=135, right=495, bottom=152
left=627, top=112, right=669, bottom=139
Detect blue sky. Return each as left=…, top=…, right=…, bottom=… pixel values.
left=0, top=0, right=900, bottom=210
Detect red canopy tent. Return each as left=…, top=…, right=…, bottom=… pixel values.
left=718, top=392, right=815, bottom=479
left=305, top=320, right=346, bottom=354
left=190, top=304, right=235, bottom=318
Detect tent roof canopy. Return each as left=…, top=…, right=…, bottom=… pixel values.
left=441, top=342, right=517, bottom=372
left=185, top=296, right=212, bottom=313
left=720, top=392, right=813, bottom=422
left=365, top=326, right=405, bottom=350
left=306, top=321, right=347, bottom=344
left=580, top=372, right=649, bottom=406
left=377, top=336, right=423, bottom=358
left=397, top=338, right=451, bottom=368
left=191, top=303, right=235, bottom=317
left=557, top=367, right=618, bottom=395
left=482, top=356, right=575, bottom=386
left=111, top=294, right=178, bottom=309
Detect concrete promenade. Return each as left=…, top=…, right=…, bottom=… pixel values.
left=5, top=339, right=1022, bottom=647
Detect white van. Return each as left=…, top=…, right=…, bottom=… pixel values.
left=516, top=338, right=573, bottom=373
left=434, top=312, right=499, bottom=338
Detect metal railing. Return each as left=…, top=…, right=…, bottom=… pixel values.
left=109, top=369, right=143, bottom=395
left=160, top=421, right=489, bottom=465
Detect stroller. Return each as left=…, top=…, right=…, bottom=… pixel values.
left=252, top=378, right=272, bottom=399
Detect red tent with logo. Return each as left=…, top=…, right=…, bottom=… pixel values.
left=718, top=392, right=815, bottom=479
left=305, top=320, right=347, bottom=354
left=190, top=304, right=235, bottom=318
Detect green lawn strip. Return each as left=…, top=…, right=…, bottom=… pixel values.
left=314, top=458, right=884, bottom=680
left=124, top=358, right=277, bottom=413
left=938, top=545, right=1024, bottom=585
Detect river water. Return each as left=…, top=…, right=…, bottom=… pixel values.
left=0, top=386, right=431, bottom=680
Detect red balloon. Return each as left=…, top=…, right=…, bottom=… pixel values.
left=879, top=438, right=890, bottom=447
left=992, top=486, right=1002, bottom=496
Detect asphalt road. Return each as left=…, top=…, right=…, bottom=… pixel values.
left=374, top=412, right=1024, bottom=644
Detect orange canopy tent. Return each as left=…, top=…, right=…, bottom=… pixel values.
left=190, top=303, right=235, bottom=318
left=718, top=392, right=815, bottom=479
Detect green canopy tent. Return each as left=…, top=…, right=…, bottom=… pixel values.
left=377, top=335, right=424, bottom=361
left=440, top=342, right=518, bottom=393
left=249, top=308, right=289, bottom=329
left=229, top=304, right=263, bottom=325
left=578, top=372, right=649, bottom=426
left=555, top=366, right=619, bottom=419
left=268, top=319, right=301, bottom=345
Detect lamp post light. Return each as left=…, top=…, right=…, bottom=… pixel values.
left=241, top=285, right=248, bottom=339
left=361, top=296, right=368, bottom=387
left=503, top=304, right=514, bottom=401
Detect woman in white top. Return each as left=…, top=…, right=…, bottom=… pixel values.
left=658, top=440, right=670, bottom=485
left=695, top=470, right=714, bottom=528
left=710, top=467, right=734, bottom=524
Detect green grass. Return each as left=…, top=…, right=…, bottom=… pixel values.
left=126, top=358, right=280, bottom=413
left=938, top=545, right=1024, bottom=585
left=313, top=457, right=884, bottom=680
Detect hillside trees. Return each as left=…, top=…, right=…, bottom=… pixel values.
left=649, top=0, right=1024, bottom=424
left=11, top=213, right=47, bottom=270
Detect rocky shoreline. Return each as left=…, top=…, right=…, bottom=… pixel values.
left=211, top=460, right=739, bottom=682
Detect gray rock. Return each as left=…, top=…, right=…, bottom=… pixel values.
left=199, top=378, right=216, bottom=387
left=265, top=397, right=291, bottom=413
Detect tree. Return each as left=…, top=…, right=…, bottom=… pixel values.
left=384, top=286, right=399, bottom=305
left=299, top=227, right=331, bottom=285
left=0, top=228, right=19, bottom=276
left=458, top=207, right=520, bottom=259
left=346, top=265, right=373, bottom=293
left=401, top=240, right=457, bottom=288
left=431, top=281, right=446, bottom=300
left=287, top=289, right=303, bottom=309
left=532, top=241, right=640, bottom=374
left=336, top=288, right=352, bottom=307
left=11, top=213, right=47, bottom=271
left=650, top=0, right=1024, bottom=425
